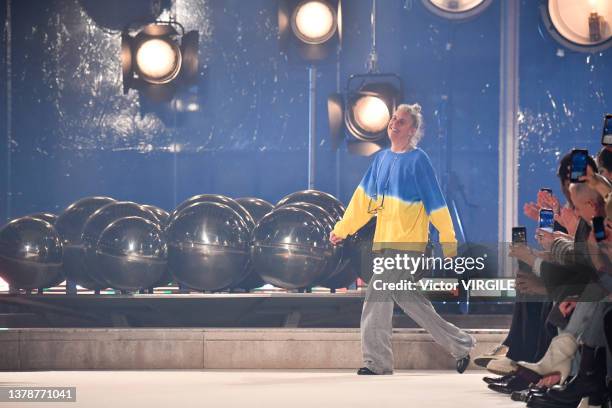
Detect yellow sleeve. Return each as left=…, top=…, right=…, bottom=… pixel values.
left=332, top=186, right=375, bottom=239
left=430, top=207, right=458, bottom=258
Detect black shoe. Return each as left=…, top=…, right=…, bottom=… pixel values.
left=511, top=386, right=546, bottom=402
left=456, top=355, right=470, bottom=374
left=488, top=374, right=532, bottom=394
left=483, top=374, right=513, bottom=385
left=357, top=367, right=379, bottom=375
left=527, top=394, right=577, bottom=408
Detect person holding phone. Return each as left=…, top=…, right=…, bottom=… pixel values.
left=329, top=103, right=474, bottom=376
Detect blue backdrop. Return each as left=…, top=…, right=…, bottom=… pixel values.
left=0, top=0, right=610, bottom=247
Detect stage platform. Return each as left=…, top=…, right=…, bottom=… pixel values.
left=0, top=292, right=513, bottom=328
left=0, top=327, right=507, bottom=370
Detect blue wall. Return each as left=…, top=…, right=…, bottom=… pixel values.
left=1, top=0, right=610, bottom=246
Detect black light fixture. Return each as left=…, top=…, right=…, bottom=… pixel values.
left=329, top=74, right=403, bottom=156
left=541, top=0, right=611, bottom=52
left=421, top=0, right=492, bottom=20
left=327, top=0, right=402, bottom=156
left=279, top=0, right=342, bottom=62
left=122, top=21, right=199, bottom=101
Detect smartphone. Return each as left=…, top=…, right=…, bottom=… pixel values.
left=540, top=188, right=553, bottom=195
left=512, top=226, right=527, bottom=243
left=570, top=149, right=589, bottom=183
left=539, top=209, right=555, bottom=232
left=602, top=114, right=612, bottom=146
left=593, top=216, right=606, bottom=242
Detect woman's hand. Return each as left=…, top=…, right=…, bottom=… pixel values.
left=516, top=271, right=546, bottom=296
left=329, top=231, right=344, bottom=246
left=535, top=228, right=555, bottom=251
left=537, top=190, right=560, bottom=214
left=554, top=207, right=579, bottom=236
left=509, top=243, right=537, bottom=267
left=523, top=202, right=540, bottom=222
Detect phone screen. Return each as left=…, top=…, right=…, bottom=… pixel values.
left=593, top=216, right=606, bottom=242
left=570, top=150, right=588, bottom=182
left=539, top=209, right=554, bottom=232
left=603, top=114, right=612, bottom=146
left=512, top=227, right=527, bottom=243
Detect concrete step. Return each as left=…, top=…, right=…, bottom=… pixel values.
left=0, top=328, right=507, bottom=371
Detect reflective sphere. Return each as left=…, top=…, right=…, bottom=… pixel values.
left=251, top=206, right=329, bottom=289
left=55, top=196, right=116, bottom=290
left=278, top=202, right=356, bottom=289
left=171, top=194, right=255, bottom=230
left=235, top=197, right=274, bottom=223
left=82, top=201, right=160, bottom=287
left=28, top=213, right=58, bottom=225
left=96, top=216, right=166, bottom=291
left=142, top=205, right=170, bottom=225
left=276, top=190, right=345, bottom=222
left=0, top=217, right=63, bottom=289
left=166, top=202, right=250, bottom=291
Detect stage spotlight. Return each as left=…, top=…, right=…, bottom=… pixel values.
left=328, top=74, right=403, bottom=156
left=422, top=0, right=492, bottom=20
left=122, top=22, right=199, bottom=100
left=541, top=0, right=611, bottom=52
left=279, top=0, right=342, bottom=62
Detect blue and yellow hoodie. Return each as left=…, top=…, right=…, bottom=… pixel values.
left=333, top=147, right=457, bottom=257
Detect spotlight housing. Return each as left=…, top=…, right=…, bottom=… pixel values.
left=328, top=74, right=403, bottom=156
left=541, top=0, right=611, bottom=52
left=279, top=0, right=342, bottom=62
left=122, top=22, right=199, bottom=100
left=422, top=0, right=492, bottom=20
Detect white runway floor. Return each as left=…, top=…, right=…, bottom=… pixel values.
left=0, top=370, right=519, bottom=408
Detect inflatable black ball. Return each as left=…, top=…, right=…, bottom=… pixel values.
left=166, top=202, right=250, bottom=291
left=235, top=198, right=274, bottom=223
left=95, top=216, right=166, bottom=291
left=251, top=206, right=330, bottom=289
left=142, top=205, right=170, bottom=226
left=170, top=194, right=255, bottom=230
left=276, top=190, right=345, bottom=222
left=0, top=217, right=63, bottom=290
left=55, top=196, right=116, bottom=290
left=82, top=201, right=160, bottom=287
left=28, top=213, right=58, bottom=225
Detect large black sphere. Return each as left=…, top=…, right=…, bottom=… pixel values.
left=0, top=217, right=64, bottom=290
left=277, top=202, right=357, bottom=289
left=251, top=207, right=330, bottom=289
left=231, top=198, right=275, bottom=291
left=276, top=190, right=346, bottom=222
left=82, top=201, right=160, bottom=287
left=166, top=202, right=250, bottom=291
left=235, top=198, right=274, bottom=223
left=55, top=196, right=116, bottom=290
left=96, top=217, right=166, bottom=291
left=28, top=213, right=58, bottom=225
left=142, top=205, right=170, bottom=226
left=170, top=194, right=255, bottom=230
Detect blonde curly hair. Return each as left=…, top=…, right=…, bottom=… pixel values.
left=395, top=103, right=424, bottom=147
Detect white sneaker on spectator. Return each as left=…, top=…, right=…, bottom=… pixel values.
left=486, top=357, right=517, bottom=375
left=474, top=344, right=509, bottom=368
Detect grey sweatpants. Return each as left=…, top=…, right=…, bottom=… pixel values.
left=361, top=258, right=475, bottom=374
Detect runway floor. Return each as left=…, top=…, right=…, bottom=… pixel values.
left=0, top=370, right=518, bottom=408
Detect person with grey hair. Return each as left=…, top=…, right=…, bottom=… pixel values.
left=330, top=103, right=475, bottom=375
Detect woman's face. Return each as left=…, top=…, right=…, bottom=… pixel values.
left=387, top=110, right=416, bottom=145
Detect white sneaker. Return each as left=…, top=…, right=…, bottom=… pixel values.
left=486, top=357, right=517, bottom=375
left=474, top=344, right=508, bottom=368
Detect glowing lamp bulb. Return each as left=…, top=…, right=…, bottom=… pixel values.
left=293, top=1, right=335, bottom=44
left=135, top=39, right=180, bottom=82
left=353, top=96, right=391, bottom=133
